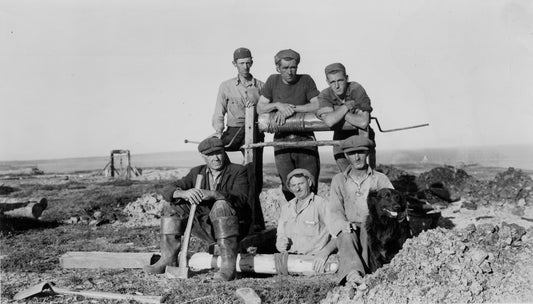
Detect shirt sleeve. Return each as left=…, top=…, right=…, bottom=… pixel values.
left=377, top=173, right=394, bottom=190
left=212, top=82, right=228, bottom=133
left=327, top=175, right=350, bottom=237
left=304, top=75, right=320, bottom=101
left=316, top=89, right=335, bottom=117
left=260, top=75, right=275, bottom=101
left=348, top=83, right=372, bottom=112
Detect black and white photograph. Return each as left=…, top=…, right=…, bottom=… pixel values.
left=1, top=0, right=533, bottom=303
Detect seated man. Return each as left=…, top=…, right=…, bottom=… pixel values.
left=327, top=135, right=394, bottom=286
left=144, top=137, right=250, bottom=281
left=276, top=168, right=336, bottom=273
left=317, top=63, right=375, bottom=171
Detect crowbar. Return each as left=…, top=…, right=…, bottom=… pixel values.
left=13, top=281, right=162, bottom=303
left=371, top=117, right=429, bottom=133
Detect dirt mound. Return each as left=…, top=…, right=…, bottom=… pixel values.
left=120, top=193, right=165, bottom=227
left=321, top=223, right=533, bottom=303
left=465, top=167, right=533, bottom=207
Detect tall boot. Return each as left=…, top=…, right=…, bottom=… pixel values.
left=144, top=216, right=186, bottom=274
left=212, top=216, right=239, bottom=281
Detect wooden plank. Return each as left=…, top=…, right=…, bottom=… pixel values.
left=60, top=252, right=159, bottom=269
left=236, top=288, right=261, bottom=304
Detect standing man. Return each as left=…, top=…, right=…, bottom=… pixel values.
left=276, top=168, right=337, bottom=273
left=212, top=47, right=264, bottom=151
left=144, top=137, right=249, bottom=282
left=327, top=135, right=394, bottom=286
left=212, top=47, right=265, bottom=231
left=257, top=49, right=321, bottom=201
left=316, top=63, right=376, bottom=171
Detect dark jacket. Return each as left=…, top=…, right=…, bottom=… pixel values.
left=162, top=163, right=250, bottom=216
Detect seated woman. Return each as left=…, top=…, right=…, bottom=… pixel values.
left=276, top=168, right=337, bottom=273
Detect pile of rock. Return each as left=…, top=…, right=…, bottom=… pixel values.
left=120, top=193, right=166, bottom=227
left=321, top=223, right=533, bottom=303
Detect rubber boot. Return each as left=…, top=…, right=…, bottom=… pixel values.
left=144, top=216, right=186, bottom=274
left=212, top=216, right=239, bottom=281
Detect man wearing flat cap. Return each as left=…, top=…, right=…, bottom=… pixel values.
left=276, top=168, right=337, bottom=273
left=212, top=47, right=264, bottom=151
left=317, top=63, right=376, bottom=172
left=145, top=137, right=250, bottom=281
left=327, top=135, right=393, bottom=286
left=257, top=49, right=321, bottom=201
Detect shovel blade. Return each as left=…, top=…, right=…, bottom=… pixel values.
left=13, top=282, right=53, bottom=300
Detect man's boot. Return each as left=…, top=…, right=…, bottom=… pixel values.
left=212, top=215, right=239, bottom=281
left=144, top=216, right=186, bottom=274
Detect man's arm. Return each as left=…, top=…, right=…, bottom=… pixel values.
left=344, top=109, right=370, bottom=129
left=327, top=175, right=351, bottom=237
left=293, top=96, right=319, bottom=113
left=212, top=84, right=228, bottom=137
left=257, top=95, right=295, bottom=116
left=276, top=206, right=291, bottom=252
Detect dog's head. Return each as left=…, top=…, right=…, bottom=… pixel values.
left=368, top=188, right=408, bottom=223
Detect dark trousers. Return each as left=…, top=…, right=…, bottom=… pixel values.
left=162, top=199, right=247, bottom=243
left=274, top=148, right=320, bottom=201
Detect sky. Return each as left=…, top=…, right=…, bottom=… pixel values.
left=1, top=0, right=532, bottom=161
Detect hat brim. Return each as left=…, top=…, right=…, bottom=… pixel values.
left=201, top=147, right=224, bottom=155
left=343, top=147, right=370, bottom=153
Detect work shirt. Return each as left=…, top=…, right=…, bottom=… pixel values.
left=206, top=167, right=222, bottom=191
left=212, top=75, right=264, bottom=134
left=328, top=166, right=394, bottom=237
left=277, top=193, right=332, bottom=255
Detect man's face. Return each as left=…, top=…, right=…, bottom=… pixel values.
left=289, top=175, right=311, bottom=200
left=202, top=151, right=227, bottom=171
left=233, top=58, right=253, bottom=78
left=345, top=150, right=369, bottom=170
left=326, top=72, right=348, bottom=96
left=277, top=59, right=298, bottom=84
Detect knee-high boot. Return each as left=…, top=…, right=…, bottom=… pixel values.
left=144, top=216, right=186, bottom=274
left=212, top=215, right=239, bottom=281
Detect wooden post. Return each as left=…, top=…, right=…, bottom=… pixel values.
left=244, top=107, right=265, bottom=232
left=110, top=151, right=115, bottom=177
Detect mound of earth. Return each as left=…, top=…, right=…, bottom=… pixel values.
left=321, top=223, right=533, bottom=303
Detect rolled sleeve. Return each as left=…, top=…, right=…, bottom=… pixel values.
left=212, top=83, right=228, bottom=133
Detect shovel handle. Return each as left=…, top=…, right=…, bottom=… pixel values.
left=52, top=287, right=162, bottom=303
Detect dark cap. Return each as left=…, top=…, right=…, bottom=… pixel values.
left=325, top=63, right=346, bottom=75
left=340, top=135, right=375, bottom=153
left=198, top=137, right=225, bottom=155
left=286, top=168, right=315, bottom=188
left=233, top=47, right=252, bottom=61
left=274, top=49, right=300, bottom=65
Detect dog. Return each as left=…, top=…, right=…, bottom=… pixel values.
left=366, top=188, right=412, bottom=272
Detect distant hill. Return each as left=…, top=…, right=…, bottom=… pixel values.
left=1, top=144, right=532, bottom=174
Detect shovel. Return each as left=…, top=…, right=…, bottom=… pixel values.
left=13, top=281, right=162, bottom=303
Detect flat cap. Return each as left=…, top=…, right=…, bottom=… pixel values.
left=340, top=135, right=375, bottom=153
left=286, top=168, right=315, bottom=188
left=198, top=137, right=225, bottom=155
left=324, top=62, right=346, bottom=75
left=274, top=49, right=300, bottom=65
left=233, top=47, right=252, bottom=61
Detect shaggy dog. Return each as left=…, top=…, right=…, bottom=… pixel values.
left=366, top=188, right=412, bottom=272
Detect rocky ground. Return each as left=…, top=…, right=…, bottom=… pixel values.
left=1, top=163, right=532, bottom=303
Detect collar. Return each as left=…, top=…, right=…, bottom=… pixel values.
left=342, top=165, right=373, bottom=180
left=289, top=192, right=314, bottom=214
left=235, top=74, right=257, bottom=87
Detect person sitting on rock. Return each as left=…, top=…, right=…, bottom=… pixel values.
left=327, top=135, right=394, bottom=286
left=144, top=137, right=250, bottom=281
left=276, top=168, right=337, bottom=273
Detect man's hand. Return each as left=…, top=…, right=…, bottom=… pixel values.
left=312, top=250, right=330, bottom=273
left=276, top=236, right=291, bottom=253
left=276, top=103, right=296, bottom=118
left=344, top=99, right=357, bottom=112
left=274, top=111, right=288, bottom=125
left=176, top=188, right=204, bottom=205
